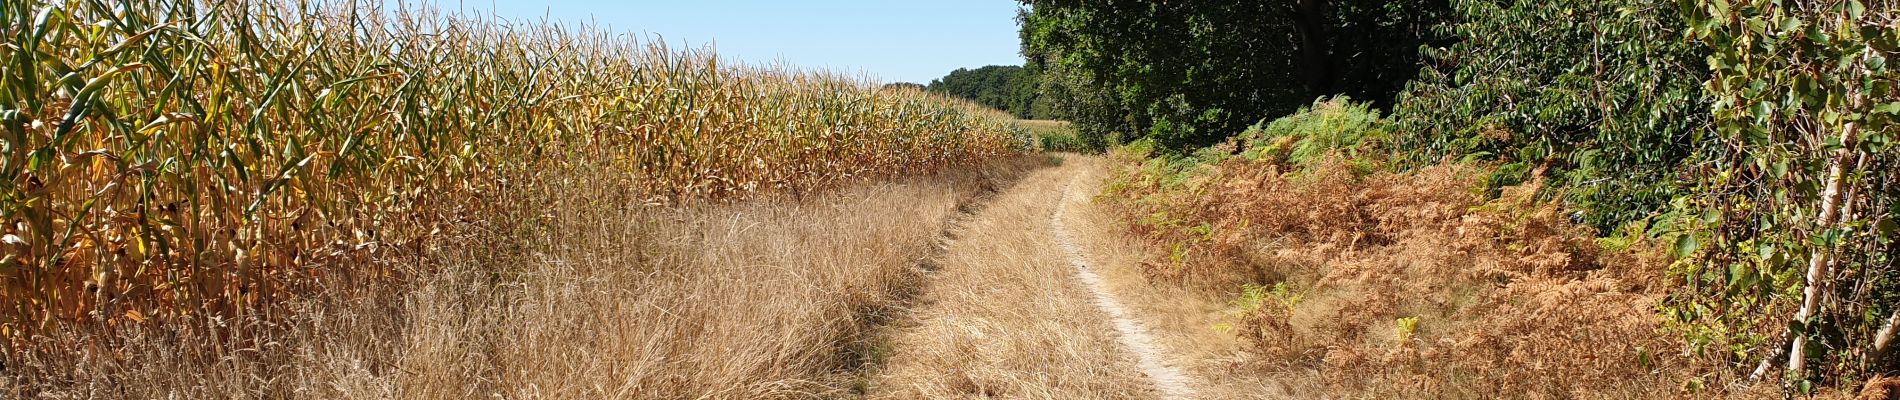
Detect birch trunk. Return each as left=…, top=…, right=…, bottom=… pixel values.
left=1785, top=112, right=1864, bottom=379
left=1876, top=310, right=1900, bottom=363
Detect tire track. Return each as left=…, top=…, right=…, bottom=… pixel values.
left=1051, top=172, right=1199, bottom=400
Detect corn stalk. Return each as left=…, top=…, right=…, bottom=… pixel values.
left=0, top=0, right=1029, bottom=340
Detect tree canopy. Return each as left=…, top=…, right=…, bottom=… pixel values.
left=1015, top=0, right=1900, bottom=390
left=922, top=65, right=1051, bottom=120
left=1019, top=0, right=1449, bottom=151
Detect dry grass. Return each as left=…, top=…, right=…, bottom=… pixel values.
left=3, top=157, right=1044, bottom=399
left=865, top=155, right=1156, bottom=399
left=1057, top=156, right=1295, bottom=399
left=4, top=1, right=1039, bottom=396
left=1097, top=150, right=1783, bottom=399
left=1, top=0, right=1026, bottom=338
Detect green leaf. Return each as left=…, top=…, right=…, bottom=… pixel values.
left=1780, top=17, right=1803, bottom=33
left=1865, top=26, right=1897, bottom=52
left=1728, top=263, right=1755, bottom=287
left=1812, top=228, right=1845, bottom=247
left=1679, top=0, right=1702, bottom=26
left=1675, top=234, right=1701, bottom=259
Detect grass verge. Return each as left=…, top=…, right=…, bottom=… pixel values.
left=3, top=156, right=1044, bottom=398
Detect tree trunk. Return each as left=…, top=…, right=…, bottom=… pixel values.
left=1876, top=310, right=1900, bottom=364
left=1786, top=109, right=1865, bottom=380
left=1292, top=0, right=1333, bottom=96
left=1751, top=340, right=1785, bottom=382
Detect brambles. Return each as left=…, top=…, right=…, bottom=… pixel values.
left=0, top=0, right=1024, bottom=340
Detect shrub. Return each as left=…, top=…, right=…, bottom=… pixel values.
left=1670, top=0, right=1900, bottom=389
left=1234, top=97, right=1388, bottom=169
left=1389, top=0, right=1711, bottom=232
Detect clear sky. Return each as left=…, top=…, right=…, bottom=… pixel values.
left=421, top=0, right=1027, bottom=84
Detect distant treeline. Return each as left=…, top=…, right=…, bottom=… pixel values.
left=891, top=65, right=1060, bottom=120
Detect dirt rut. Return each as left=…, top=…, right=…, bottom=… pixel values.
left=864, top=156, right=1198, bottom=399
left=1052, top=173, right=1199, bottom=399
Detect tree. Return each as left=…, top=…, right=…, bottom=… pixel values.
left=1679, top=0, right=1900, bottom=387
left=1387, top=0, right=1711, bottom=231
left=881, top=82, right=926, bottom=92
left=1018, top=0, right=1449, bottom=152
left=925, top=65, right=1045, bottom=119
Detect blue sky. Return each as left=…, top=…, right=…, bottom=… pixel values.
left=423, top=1, right=1027, bottom=84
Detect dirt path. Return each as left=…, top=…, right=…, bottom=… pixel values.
left=1051, top=173, right=1200, bottom=399
left=864, top=155, right=1200, bottom=399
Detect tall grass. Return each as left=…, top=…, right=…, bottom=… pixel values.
left=3, top=156, right=1045, bottom=398
left=1018, top=120, right=1098, bottom=153
left=0, top=0, right=1024, bottom=339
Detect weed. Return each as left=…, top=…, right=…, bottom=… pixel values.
left=1394, top=316, right=1420, bottom=342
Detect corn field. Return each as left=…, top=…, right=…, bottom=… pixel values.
left=0, top=0, right=1027, bottom=340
